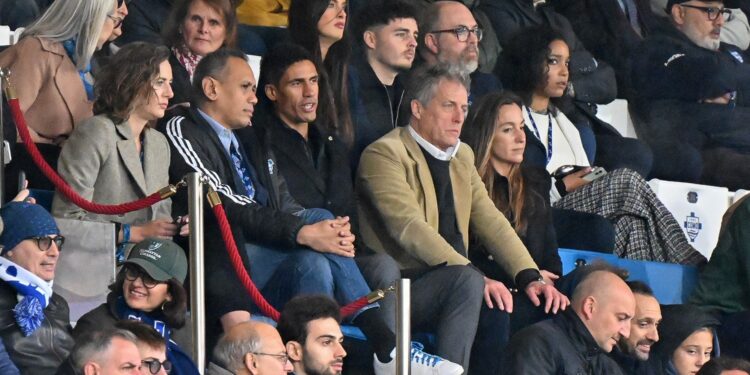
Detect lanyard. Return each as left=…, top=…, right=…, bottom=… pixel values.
left=526, top=106, right=553, bottom=165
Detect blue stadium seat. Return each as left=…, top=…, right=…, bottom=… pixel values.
left=558, top=248, right=699, bottom=304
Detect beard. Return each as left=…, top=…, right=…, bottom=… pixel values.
left=301, top=355, right=343, bottom=375
left=618, top=338, right=653, bottom=361
left=684, top=27, right=721, bottom=50
left=438, top=46, right=479, bottom=76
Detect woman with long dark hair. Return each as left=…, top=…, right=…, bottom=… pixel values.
left=498, top=25, right=705, bottom=265
left=288, top=0, right=354, bottom=144
left=463, top=91, right=564, bottom=332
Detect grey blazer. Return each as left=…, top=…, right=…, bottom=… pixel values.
left=52, top=115, right=172, bottom=224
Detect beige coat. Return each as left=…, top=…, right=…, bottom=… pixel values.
left=0, top=36, right=93, bottom=144
left=52, top=115, right=172, bottom=224
left=356, top=127, right=538, bottom=279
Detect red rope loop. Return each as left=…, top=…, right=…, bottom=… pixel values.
left=6, top=97, right=173, bottom=215
left=209, top=195, right=373, bottom=321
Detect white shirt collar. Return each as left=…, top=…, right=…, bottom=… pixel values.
left=408, top=125, right=460, bottom=161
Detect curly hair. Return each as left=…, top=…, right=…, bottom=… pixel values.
left=498, top=26, right=566, bottom=105
left=93, top=42, right=170, bottom=123
left=109, top=264, right=188, bottom=329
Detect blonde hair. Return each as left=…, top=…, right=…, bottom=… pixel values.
left=21, top=0, right=116, bottom=69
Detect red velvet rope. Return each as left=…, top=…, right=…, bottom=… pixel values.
left=7, top=98, right=167, bottom=214
left=5, top=92, right=372, bottom=321
left=210, top=200, right=371, bottom=321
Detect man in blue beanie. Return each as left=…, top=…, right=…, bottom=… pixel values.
left=0, top=202, right=73, bottom=374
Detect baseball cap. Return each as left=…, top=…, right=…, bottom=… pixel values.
left=124, top=238, right=188, bottom=284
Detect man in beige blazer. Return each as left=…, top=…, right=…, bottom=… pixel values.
left=356, top=65, right=569, bottom=374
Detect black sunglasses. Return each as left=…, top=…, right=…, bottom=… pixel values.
left=123, top=265, right=161, bottom=289
left=680, top=4, right=733, bottom=21
left=25, top=236, right=65, bottom=251
left=142, top=358, right=172, bottom=374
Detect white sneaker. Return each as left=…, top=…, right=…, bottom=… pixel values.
left=373, top=342, right=464, bottom=375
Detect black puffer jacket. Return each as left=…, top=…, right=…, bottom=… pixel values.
left=0, top=280, right=73, bottom=375
left=501, top=308, right=626, bottom=375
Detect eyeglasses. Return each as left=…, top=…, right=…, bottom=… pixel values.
left=680, top=4, right=733, bottom=21
left=123, top=265, right=161, bottom=289
left=117, top=0, right=132, bottom=7
left=141, top=359, right=172, bottom=374
left=252, top=352, right=290, bottom=364
left=25, top=236, right=65, bottom=251
left=107, top=14, right=124, bottom=28
left=430, top=25, right=483, bottom=42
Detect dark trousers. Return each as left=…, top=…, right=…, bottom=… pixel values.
left=553, top=208, right=616, bottom=253
left=470, top=305, right=511, bottom=375
left=595, top=134, right=653, bottom=178
left=357, top=256, right=485, bottom=371
left=718, top=311, right=750, bottom=360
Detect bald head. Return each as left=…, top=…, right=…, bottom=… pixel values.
left=420, top=0, right=480, bottom=74
left=214, top=322, right=291, bottom=374
left=572, top=270, right=636, bottom=353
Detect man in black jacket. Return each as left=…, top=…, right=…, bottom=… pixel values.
left=502, top=266, right=635, bottom=375
left=159, top=49, right=385, bottom=357
left=611, top=281, right=662, bottom=375
left=260, top=42, right=483, bottom=374
left=348, top=0, right=419, bottom=169
left=631, top=0, right=750, bottom=189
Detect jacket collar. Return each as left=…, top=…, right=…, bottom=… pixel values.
left=408, top=125, right=460, bottom=161
left=113, top=119, right=157, bottom=196
left=557, top=309, right=607, bottom=362
left=398, top=127, right=472, bottom=245
left=267, top=115, right=327, bottom=194
left=36, top=37, right=66, bottom=57
left=354, top=55, right=407, bottom=92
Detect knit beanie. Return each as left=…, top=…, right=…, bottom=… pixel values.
left=0, top=202, right=60, bottom=254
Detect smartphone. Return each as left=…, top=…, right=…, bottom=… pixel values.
left=582, top=167, right=607, bottom=182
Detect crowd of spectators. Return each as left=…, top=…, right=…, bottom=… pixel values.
left=0, top=0, right=750, bottom=373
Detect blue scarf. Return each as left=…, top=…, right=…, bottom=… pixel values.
left=62, top=39, right=94, bottom=101
left=115, top=297, right=200, bottom=375
left=0, top=258, right=52, bottom=336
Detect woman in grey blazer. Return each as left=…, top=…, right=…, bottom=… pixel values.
left=52, top=42, right=183, bottom=260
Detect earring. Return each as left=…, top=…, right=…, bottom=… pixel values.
left=161, top=301, right=168, bottom=311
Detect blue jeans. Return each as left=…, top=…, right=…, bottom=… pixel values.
left=244, top=208, right=374, bottom=317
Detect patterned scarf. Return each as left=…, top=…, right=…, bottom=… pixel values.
left=0, top=258, right=52, bottom=336
left=172, top=46, right=203, bottom=82
left=62, top=39, right=94, bottom=101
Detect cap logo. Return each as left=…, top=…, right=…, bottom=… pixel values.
left=139, top=242, right=163, bottom=261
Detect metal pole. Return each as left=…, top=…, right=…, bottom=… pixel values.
left=188, top=172, right=205, bottom=373
left=396, top=278, right=411, bottom=375
left=0, top=69, right=6, bottom=206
